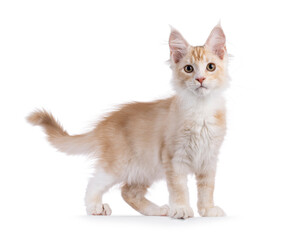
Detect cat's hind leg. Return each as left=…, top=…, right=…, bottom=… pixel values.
left=85, top=168, right=117, bottom=215
left=121, top=183, right=169, bottom=216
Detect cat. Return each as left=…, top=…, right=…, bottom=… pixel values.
left=27, top=23, right=229, bottom=219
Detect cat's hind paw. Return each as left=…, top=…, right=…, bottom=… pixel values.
left=86, top=203, right=112, bottom=216
left=198, top=206, right=225, bottom=217
left=159, top=204, right=170, bottom=216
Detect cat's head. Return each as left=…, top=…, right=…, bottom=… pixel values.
left=169, top=24, right=229, bottom=98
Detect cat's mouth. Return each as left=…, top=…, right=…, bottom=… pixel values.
left=194, top=86, right=209, bottom=95
left=197, top=86, right=207, bottom=90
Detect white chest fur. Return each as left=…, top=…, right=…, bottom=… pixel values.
left=171, top=94, right=226, bottom=174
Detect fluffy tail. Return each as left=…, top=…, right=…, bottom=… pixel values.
left=27, top=109, right=97, bottom=155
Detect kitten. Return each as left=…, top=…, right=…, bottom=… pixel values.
left=27, top=23, right=229, bottom=219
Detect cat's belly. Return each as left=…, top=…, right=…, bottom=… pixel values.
left=121, top=149, right=166, bottom=185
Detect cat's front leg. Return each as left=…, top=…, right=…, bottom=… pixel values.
left=165, top=163, right=194, bottom=219
left=196, top=169, right=225, bottom=217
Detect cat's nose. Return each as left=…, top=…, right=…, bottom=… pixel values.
left=196, top=77, right=206, bottom=84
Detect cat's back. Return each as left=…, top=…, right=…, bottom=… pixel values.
left=93, top=97, right=175, bottom=151
left=99, top=97, right=174, bottom=129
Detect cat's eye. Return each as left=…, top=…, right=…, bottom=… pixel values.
left=184, top=65, right=194, bottom=73
left=206, top=63, right=216, bottom=72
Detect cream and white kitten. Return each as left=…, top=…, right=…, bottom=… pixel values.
left=28, top=23, right=229, bottom=219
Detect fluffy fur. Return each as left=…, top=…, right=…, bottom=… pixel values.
left=27, top=23, right=229, bottom=219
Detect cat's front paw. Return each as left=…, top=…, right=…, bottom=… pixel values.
left=169, top=205, right=194, bottom=219
left=198, top=206, right=225, bottom=217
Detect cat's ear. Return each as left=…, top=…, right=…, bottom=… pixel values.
left=169, top=27, right=189, bottom=63
left=205, top=23, right=226, bottom=59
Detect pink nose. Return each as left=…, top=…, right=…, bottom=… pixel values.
left=196, top=77, right=206, bottom=84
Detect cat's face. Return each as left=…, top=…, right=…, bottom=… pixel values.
left=169, top=24, right=229, bottom=97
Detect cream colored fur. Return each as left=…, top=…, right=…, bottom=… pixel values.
left=27, top=24, right=229, bottom=219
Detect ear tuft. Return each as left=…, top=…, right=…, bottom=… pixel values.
left=169, top=27, right=189, bottom=63
left=205, top=24, right=226, bottom=59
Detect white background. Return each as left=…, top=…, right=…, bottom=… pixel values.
left=1, top=0, right=300, bottom=239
